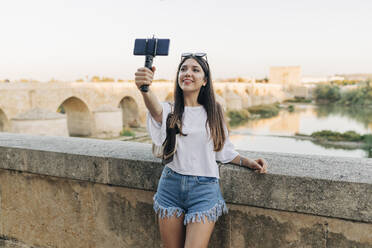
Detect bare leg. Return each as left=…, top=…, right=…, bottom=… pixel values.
left=159, top=213, right=186, bottom=248
left=184, top=220, right=215, bottom=248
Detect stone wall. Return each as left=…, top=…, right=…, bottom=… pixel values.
left=0, top=133, right=371, bottom=248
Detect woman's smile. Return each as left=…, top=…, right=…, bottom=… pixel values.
left=183, top=78, right=193, bottom=84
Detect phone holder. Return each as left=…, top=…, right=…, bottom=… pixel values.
left=133, top=37, right=170, bottom=92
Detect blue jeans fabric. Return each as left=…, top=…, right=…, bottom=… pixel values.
left=153, top=166, right=228, bottom=225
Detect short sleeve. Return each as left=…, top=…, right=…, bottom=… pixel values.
left=215, top=124, right=239, bottom=163
left=146, top=102, right=172, bottom=146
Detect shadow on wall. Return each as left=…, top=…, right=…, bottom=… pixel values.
left=57, top=97, right=93, bottom=137
left=119, top=96, right=140, bottom=128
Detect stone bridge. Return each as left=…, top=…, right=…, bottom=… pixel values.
left=0, top=82, right=306, bottom=137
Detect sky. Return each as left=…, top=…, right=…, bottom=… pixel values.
left=0, top=0, right=371, bottom=81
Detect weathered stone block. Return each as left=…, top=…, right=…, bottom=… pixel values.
left=0, top=148, right=26, bottom=171
left=107, top=158, right=161, bottom=190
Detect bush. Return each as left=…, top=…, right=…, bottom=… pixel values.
left=342, top=131, right=362, bottom=141
left=338, top=86, right=372, bottom=106
left=311, top=130, right=363, bottom=142
left=248, top=103, right=280, bottom=118
left=288, top=105, right=295, bottom=112
left=120, top=127, right=135, bottom=137
left=314, top=84, right=341, bottom=103
left=227, top=109, right=250, bottom=126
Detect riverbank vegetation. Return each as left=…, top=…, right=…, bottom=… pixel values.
left=227, top=109, right=250, bottom=127
left=248, top=103, right=280, bottom=118
left=310, top=130, right=372, bottom=143
left=284, top=96, right=312, bottom=103
left=293, top=130, right=372, bottom=157
left=227, top=103, right=281, bottom=126
left=296, top=130, right=372, bottom=152
left=314, top=81, right=372, bottom=106
left=314, top=85, right=341, bottom=103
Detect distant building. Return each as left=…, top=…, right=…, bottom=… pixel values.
left=337, top=74, right=372, bottom=81
left=269, top=66, right=301, bottom=85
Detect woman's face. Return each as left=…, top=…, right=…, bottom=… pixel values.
left=178, top=58, right=206, bottom=93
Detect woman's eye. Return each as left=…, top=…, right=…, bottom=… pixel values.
left=180, top=68, right=186, bottom=72
left=193, top=69, right=200, bottom=72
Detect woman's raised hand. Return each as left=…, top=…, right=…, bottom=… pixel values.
left=134, top=66, right=156, bottom=91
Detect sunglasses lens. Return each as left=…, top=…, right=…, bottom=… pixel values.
left=195, top=53, right=206, bottom=57
left=181, top=53, right=192, bottom=57
left=181, top=53, right=208, bottom=63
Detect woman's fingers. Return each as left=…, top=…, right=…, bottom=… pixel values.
left=249, top=160, right=263, bottom=171
left=135, top=70, right=153, bottom=79
left=138, top=66, right=155, bottom=76
left=134, top=67, right=155, bottom=89
left=255, top=158, right=268, bottom=174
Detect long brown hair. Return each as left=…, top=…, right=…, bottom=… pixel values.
left=168, top=56, right=226, bottom=151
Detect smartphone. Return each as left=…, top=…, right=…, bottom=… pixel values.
left=133, top=38, right=170, bottom=56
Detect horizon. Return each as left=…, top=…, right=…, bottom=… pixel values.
left=0, top=0, right=371, bottom=81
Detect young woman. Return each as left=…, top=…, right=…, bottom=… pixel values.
left=135, top=53, right=268, bottom=248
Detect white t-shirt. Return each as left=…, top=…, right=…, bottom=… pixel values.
left=147, top=102, right=239, bottom=178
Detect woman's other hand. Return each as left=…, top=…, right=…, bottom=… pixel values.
left=254, top=158, right=268, bottom=174
left=134, top=66, right=156, bottom=91
left=246, top=157, right=268, bottom=174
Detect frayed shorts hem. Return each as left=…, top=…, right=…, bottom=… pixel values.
left=153, top=196, right=228, bottom=226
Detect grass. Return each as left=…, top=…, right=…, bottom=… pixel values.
left=248, top=103, right=280, bottom=118
left=120, top=127, right=136, bottom=137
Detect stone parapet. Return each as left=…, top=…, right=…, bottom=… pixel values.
left=0, top=133, right=371, bottom=247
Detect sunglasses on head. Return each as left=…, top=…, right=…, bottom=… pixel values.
left=181, top=52, right=208, bottom=63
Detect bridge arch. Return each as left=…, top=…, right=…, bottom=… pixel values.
left=119, top=96, right=140, bottom=128
left=0, top=108, right=9, bottom=132
left=57, top=97, right=93, bottom=137
left=215, top=89, right=223, bottom=96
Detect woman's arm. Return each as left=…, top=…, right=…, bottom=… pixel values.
left=230, top=155, right=268, bottom=174
left=135, top=66, right=162, bottom=123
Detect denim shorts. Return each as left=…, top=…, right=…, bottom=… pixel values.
left=153, top=166, right=228, bottom=225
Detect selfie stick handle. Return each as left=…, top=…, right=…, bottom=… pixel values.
left=139, top=55, right=154, bottom=92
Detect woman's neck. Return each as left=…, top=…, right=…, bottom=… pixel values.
left=183, top=91, right=201, bottom=107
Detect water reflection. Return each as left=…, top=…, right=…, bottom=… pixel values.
left=230, top=104, right=372, bottom=158
left=230, top=134, right=368, bottom=158
left=316, top=104, right=372, bottom=131
left=232, top=104, right=372, bottom=135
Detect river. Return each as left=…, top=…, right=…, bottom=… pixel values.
left=229, top=103, right=372, bottom=158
